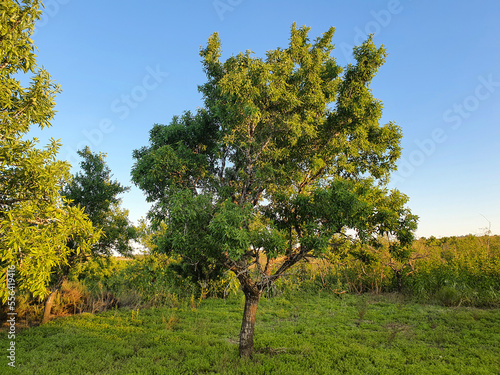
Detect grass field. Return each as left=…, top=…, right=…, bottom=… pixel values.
left=2, top=292, right=499, bottom=374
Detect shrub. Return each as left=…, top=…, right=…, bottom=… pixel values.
left=436, top=285, right=460, bottom=307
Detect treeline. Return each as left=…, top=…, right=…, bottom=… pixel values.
left=323, top=234, right=500, bottom=306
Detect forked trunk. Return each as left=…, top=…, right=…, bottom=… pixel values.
left=239, top=290, right=261, bottom=357
left=42, top=289, right=58, bottom=324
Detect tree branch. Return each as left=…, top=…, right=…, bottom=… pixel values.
left=268, top=245, right=309, bottom=282
left=0, top=61, right=10, bottom=70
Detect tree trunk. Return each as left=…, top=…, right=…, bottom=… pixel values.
left=239, top=289, right=261, bottom=357
left=42, top=289, right=58, bottom=324
left=42, top=277, right=65, bottom=324
left=395, top=270, right=402, bottom=293
left=199, top=279, right=208, bottom=299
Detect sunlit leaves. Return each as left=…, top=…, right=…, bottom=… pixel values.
left=132, top=23, right=417, bottom=291
left=0, top=1, right=98, bottom=303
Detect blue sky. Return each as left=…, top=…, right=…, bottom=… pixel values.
left=29, top=0, right=500, bottom=238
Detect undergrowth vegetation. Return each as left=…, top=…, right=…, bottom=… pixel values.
left=3, top=292, right=500, bottom=374
left=1, top=235, right=499, bottom=373
left=2, top=234, right=499, bottom=328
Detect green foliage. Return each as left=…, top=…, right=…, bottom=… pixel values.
left=258, top=234, right=500, bottom=307
left=3, top=293, right=499, bottom=374
left=74, top=234, right=500, bottom=311
left=132, top=24, right=419, bottom=356
left=0, top=0, right=99, bottom=302
left=404, top=235, right=500, bottom=306
left=62, top=147, right=137, bottom=256
left=6, top=233, right=498, bottom=327
left=69, top=255, right=207, bottom=308
left=131, top=24, right=417, bottom=303
left=436, top=286, right=460, bottom=307
left=69, top=256, right=128, bottom=294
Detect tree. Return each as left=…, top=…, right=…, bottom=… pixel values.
left=131, top=24, right=418, bottom=357
left=62, top=146, right=137, bottom=257
left=381, top=234, right=427, bottom=293
left=0, top=0, right=99, bottom=304
left=37, top=147, right=137, bottom=323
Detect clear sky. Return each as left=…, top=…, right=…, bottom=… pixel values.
left=28, top=0, right=500, bottom=238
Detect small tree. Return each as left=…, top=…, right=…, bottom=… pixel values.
left=132, top=24, right=417, bottom=357
left=62, top=146, right=137, bottom=257
left=382, top=235, right=427, bottom=293
left=37, top=147, right=137, bottom=323
left=0, top=0, right=99, bottom=304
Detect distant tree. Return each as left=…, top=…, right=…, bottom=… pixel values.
left=35, top=147, right=138, bottom=323
left=62, top=146, right=137, bottom=257
left=132, top=24, right=417, bottom=357
left=137, top=218, right=224, bottom=298
left=166, top=250, right=226, bottom=299
left=0, top=0, right=99, bottom=304
left=382, top=235, right=427, bottom=292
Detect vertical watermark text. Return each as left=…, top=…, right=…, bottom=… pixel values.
left=6, top=265, right=16, bottom=368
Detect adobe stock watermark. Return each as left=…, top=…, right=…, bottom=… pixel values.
left=213, top=0, right=244, bottom=21
left=339, top=0, right=404, bottom=61
left=6, top=265, right=16, bottom=368
left=392, top=74, right=500, bottom=184
left=34, top=0, right=71, bottom=35
left=442, top=75, right=499, bottom=130
left=64, top=65, right=168, bottom=165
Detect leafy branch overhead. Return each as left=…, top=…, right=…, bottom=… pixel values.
left=132, top=23, right=418, bottom=357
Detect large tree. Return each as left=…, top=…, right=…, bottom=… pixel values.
left=0, top=0, right=99, bottom=304
left=132, top=24, right=417, bottom=357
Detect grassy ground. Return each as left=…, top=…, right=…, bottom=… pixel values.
left=2, top=292, right=499, bottom=374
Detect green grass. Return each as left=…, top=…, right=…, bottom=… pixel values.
left=2, top=292, right=500, bottom=374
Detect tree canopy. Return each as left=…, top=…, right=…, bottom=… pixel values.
left=131, top=23, right=417, bottom=357
left=0, top=0, right=99, bottom=302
